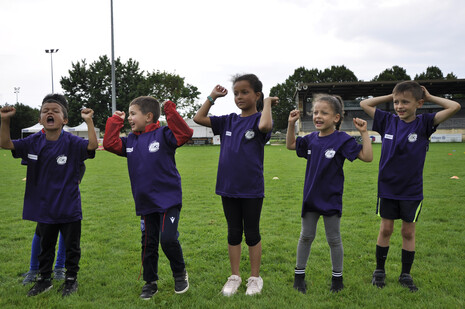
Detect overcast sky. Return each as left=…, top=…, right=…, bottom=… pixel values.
left=1, top=0, right=464, bottom=116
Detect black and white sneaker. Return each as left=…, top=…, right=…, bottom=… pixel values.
left=27, top=277, right=53, bottom=296
left=174, top=271, right=189, bottom=294
left=140, top=282, right=158, bottom=300
left=399, top=273, right=418, bottom=292
left=372, top=269, right=386, bottom=288
left=61, top=277, right=78, bottom=297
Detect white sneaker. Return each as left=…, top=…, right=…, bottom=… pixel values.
left=245, top=276, right=263, bottom=295
left=221, top=275, right=242, bottom=296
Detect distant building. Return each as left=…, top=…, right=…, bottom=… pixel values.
left=185, top=119, right=217, bottom=145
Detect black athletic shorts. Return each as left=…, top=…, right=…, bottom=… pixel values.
left=377, top=198, right=422, bottom=222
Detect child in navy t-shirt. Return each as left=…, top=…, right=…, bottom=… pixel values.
left=360, top=81, right=461, bottom=291
left=103, top=97, right=193, bottom=300
left=0, top=94, right=98, bottom=297
left=194, top=74, right=278, bottom=296
left=286, top=94, right=373, bottom=293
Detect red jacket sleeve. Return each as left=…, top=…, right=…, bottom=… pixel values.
left=164, top=101, right=193, bottom=146
left=103, top=115, right=124, bottom=155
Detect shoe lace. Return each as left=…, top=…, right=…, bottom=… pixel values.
left=225, top=276, right=240, bottom=288
left=246, top=277, right=259, bottom=288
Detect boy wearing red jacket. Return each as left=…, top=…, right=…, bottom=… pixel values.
left=103, top=97, right=193, bottom=300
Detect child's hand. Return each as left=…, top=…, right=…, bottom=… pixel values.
left=288, top=110, right=300, bottom=123
left=264, top=97, right=279, bottom=107
left=353, top=117, right=367, bottom=132
left=210, top=85, right=228, bottom=100
left=81, top=108, right=94, bottom=121
left=113, top=111, right=125, bottom=120
left=420, top=86, right=432, bottom=101
left=0, top=106, right=16, bottom=119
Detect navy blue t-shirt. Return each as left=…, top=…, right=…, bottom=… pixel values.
left=373, top=109, right=437, bottom=200
left=120, top=126, right=182, bottom=215
left=210, top=113, right=271, bottom=198
left=12, top=131, right=94, bottom=223
left=296, top=131, right=361, bottom=216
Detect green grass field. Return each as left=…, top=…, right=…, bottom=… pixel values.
left=0, top=143, right=464, bottom=308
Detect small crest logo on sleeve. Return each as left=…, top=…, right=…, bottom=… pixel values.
left=324, top=148, right=336, bottom=159
left=408, top=133, right=418, bottom=143
left=56, top=155, right=67, bottom=165
left=245, top=129, right=255, bottom=140
left=149, top=141, right=160, bottom=152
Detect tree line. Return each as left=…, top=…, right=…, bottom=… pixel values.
left=1, top=58, right=459, bottom=138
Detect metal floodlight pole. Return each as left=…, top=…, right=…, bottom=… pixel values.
left=14, top=87, right=20, bottom=103
left=110, top=0, right=116, bottom=114
left=45, top=49, right=59, bottom=93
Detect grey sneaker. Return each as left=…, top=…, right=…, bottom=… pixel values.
left=372, top=269, right=386, bottom=288
left=174, top=271, right=189, bottom=294
left=22, top=270, right=39, bottom=285
left=27, top=277, right=53, bottom=296
left=53, top=268, right=66, bottom=281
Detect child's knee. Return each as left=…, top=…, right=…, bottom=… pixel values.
left=401, top=227, right=415, bottom=241
left=299, top=233, right=315, bottom=244
left=227, top=227, right=243, bottom=246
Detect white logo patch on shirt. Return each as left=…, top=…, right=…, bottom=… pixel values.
left=226, top=131, right=232, bottom=136
left=408, top=133, right=418, bottom=143
left=126, top=147, right=134, bottom=153
left=28, top=154, right=38, bottom=160
left=384, top=134, right=394, bottom=140
left=56, top=155, right=67, bottom=165
left=325, top=148, right=336, bottom=159
left=308, top=150, right=312, bottom=155
left=148, top=141, right=160, bottom=153
left=245, top=129, right=255, bottom=140
left=170, top=217, right=176, bottom=223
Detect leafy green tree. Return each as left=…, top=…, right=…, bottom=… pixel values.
left=372, top=65, right=411, bottom=81
left=60, top=56, right=199, bottom=131
left=319, top=65, right=358, bottom=83
left=145, top=71, right=201, bottom=119
left=414, top=66, right=444, bottom=80
left=269, top=66, right=358, bottom=131
left=446, top=72, right=457, bottom=80
left=0, top=103, right=39, bottom=139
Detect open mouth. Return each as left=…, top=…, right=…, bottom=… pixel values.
left=47, top=116, right=54, bottom=124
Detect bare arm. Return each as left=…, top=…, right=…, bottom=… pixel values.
left=193, top=85, right=228, bottom=127
left=353, top=118, right=373, bottom=162
left=360, top=94, right=393, bottom=119
left=286, top=110, right=300, bottom=150
left=81, top=108, right=98, bottom=150
left=258, top=97, right=278, bottom=133
left=0, top=106, right=16, bottom=150
left=422, top=87, right=462, bottom=125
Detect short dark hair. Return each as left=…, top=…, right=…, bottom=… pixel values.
left=129, top=96, right=160, bottom=122
left=393, top=81, right=424, bottom=101
left=232, top=73, right=264, bottom=111
left=41, top=94, right=69, bottom=119
left=312, top=94, right=345, bottom=130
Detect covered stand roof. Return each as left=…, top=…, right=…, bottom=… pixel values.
left=294, top=79, right=465, bottom=101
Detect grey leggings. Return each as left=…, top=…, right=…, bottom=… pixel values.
left=296, top=212, right=343, bottom=274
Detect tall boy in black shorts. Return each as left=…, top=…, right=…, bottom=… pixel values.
left=360, top=81, right=460, bottom=291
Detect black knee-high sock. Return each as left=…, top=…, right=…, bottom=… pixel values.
left=376, top=245, right=389, bottom=270
left=401, top=249, right=415, bottom=274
